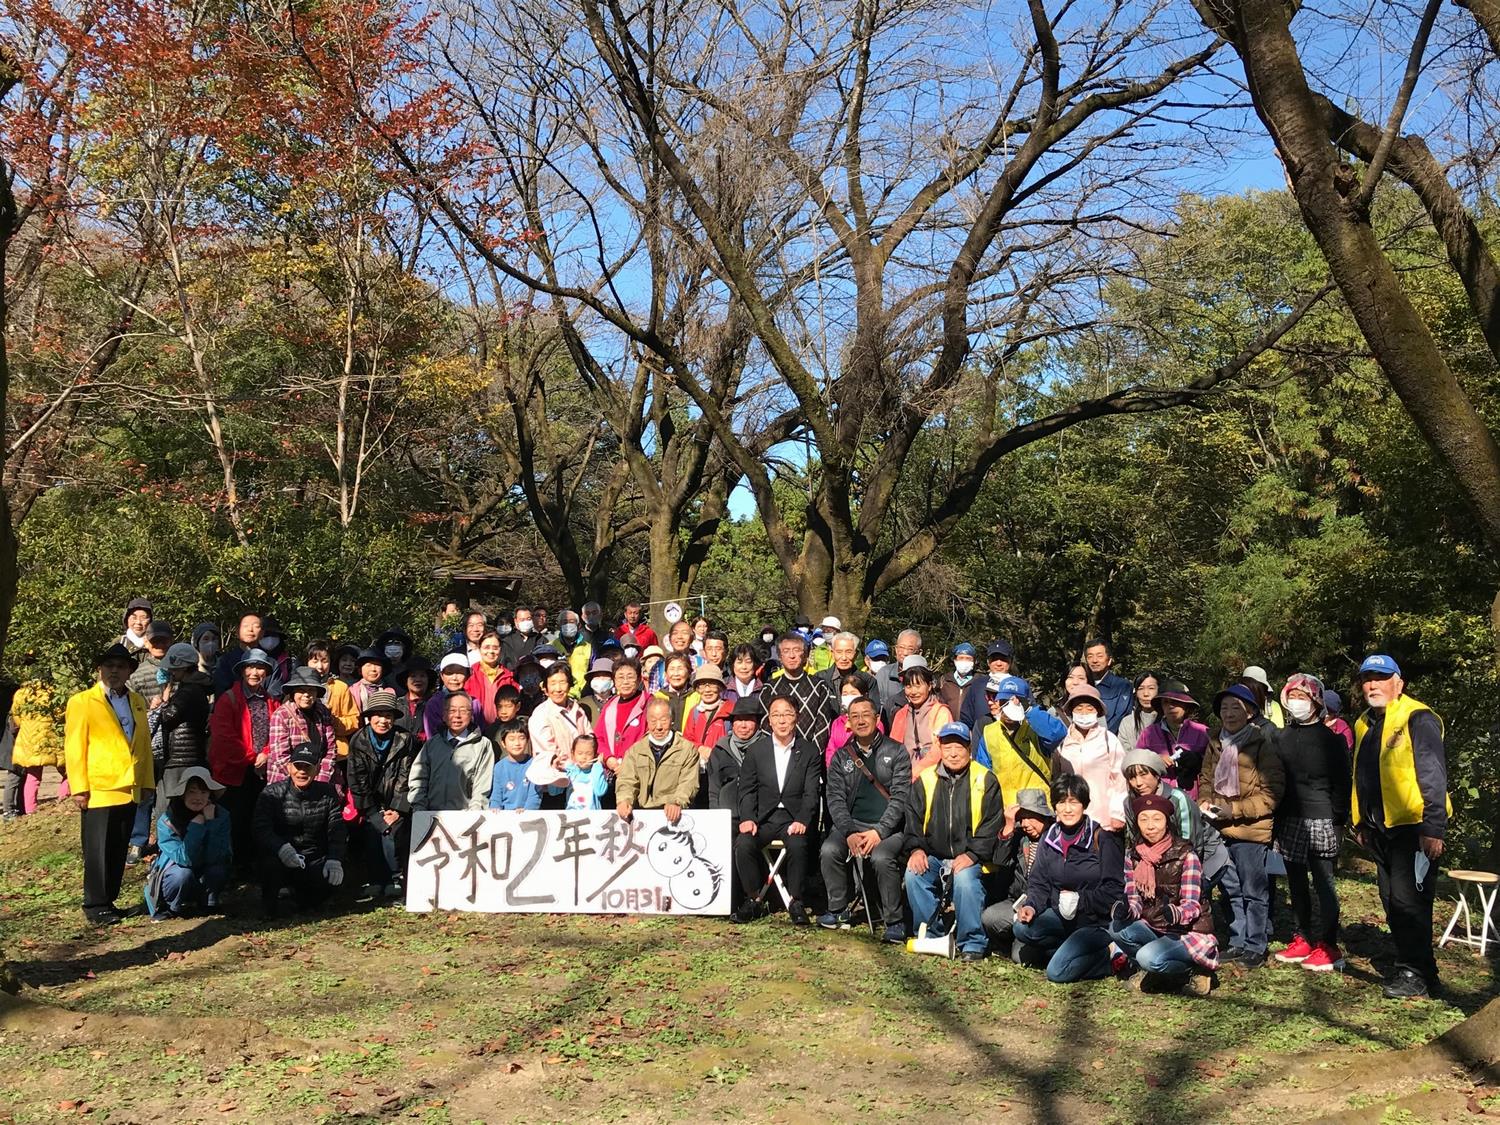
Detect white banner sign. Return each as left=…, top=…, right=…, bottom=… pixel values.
left=404, top=809, right=733, bottom=915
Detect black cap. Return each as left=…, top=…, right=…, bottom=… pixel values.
left=145, top=621, right=174, bottom=641
left=729, top=696, right=764, bottom=720
left=94, top=642, right=135, bottom=668
left=986, top=639, right=1014, bottom=660
left=288, top=741, right=322, bottom=767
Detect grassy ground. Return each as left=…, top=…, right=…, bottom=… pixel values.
left=1, top=803, right=1497, bottom=1124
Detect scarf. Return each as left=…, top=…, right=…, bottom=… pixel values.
left=123, top=629, right=148, bottom=650
left=1132, top=836, right=1173, bottom=899
left=369, top=729, right=393, bottom=764
left=724, top=731, right=755, bottom=766
left=1214, top=725, right=1249, bottom=797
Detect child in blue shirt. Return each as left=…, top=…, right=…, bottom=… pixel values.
left=564, top=735, right=609, bottom=811
left=490, top=727, right=543, bottom=810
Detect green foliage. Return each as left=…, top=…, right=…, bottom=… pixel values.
left=5, top=488, right=441, bottom=685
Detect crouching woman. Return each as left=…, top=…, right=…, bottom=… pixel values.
left=1108, top=792, right=1218, bottom=994
left=144, top=766, right=232, bottom=920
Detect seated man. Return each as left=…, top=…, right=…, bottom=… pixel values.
left=732, top=696, right=822, bottom=925
left=252, top=741, right=347, bottom=916
left=615, top=697, right=700, bottom=824
left=903, top=722, right=1004, bottom=961
left=819, top=694, right=910, bottom=941
left=980, top=788, right=1054, bottom=960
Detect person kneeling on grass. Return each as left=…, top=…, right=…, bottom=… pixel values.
left=1107, top=792, right=1218, bottom=995
left=902, top=722, right=1005, bottom=961
left=1012, top=774, right=1125, bottom=982
left=144, top=766, right=232, bottom=921
left=253, top=740, right=347, bottom=917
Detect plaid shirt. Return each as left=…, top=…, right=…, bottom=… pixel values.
left=1124, top=849, right=1218, bottom=969
left=266, top=703, right=340, bottom=790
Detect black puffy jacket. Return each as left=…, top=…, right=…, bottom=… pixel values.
left=252, top=778, right=347, bottom=865
left=347, top=726, right=418, bottom=820
left=158, top=673, right=213, bottom=770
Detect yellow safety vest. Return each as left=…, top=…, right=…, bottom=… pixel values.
left=918, top=763, right=994, bottom=872
left=1352, top=693, right=1451, bottom=829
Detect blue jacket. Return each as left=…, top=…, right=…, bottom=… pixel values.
left=153, top=810, right=233, bottom=872
left=490, top=756, right=543, bottom=810
left=1093, top=672, right=1133, bottom=734
left=1024, top=817, right=1125, bottom=927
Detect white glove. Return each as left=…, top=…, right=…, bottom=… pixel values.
left=325, top=859, right=344, bottom=887
left=1058, top=890, right=1079, bottom=920
left=278, top=844, right=306, bottom=870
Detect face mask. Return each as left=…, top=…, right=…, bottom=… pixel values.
left=259, top=636, right=281, bottom=653
left=383, top=643, right=403, bottom=659
left=841, top=694, right=858, bottom=710
left=813, top=635, right=826, bottom=647
left=538, top=658, right=557, bottom=670
left=583, top=614, right=600, bottom=629
left=868, top=658, right=888, bottom=672
left=954, top=659, right=974, bottom=676
left=761, top=634, right=775, bottom=645
left=1286, top=698, right=1314, bottom=722
left=199, top=640, right=220, bottom=658
left=1072, top=712, right=1099, bottom=730
left=561, top=624, right=578, bottom=640
left=517, top=620, right=534, bottom=634
left=498, top=624, right=512, bottom=635
left=590, top=677, right=613, bottom=695
left=623, top=646, right=640, bottom=660
left=1001, top=700, right=1025, bottom=723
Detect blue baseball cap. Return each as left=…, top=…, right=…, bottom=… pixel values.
left=865, top=639, right=890, bottom=660
left=1359, top=654, right=1401, bottom=678
left=1214, top=684, right=1260, bottom=715
left=987, top=675, right=1031, bottom=700
left=953, top=642, right=976, bottom=657
left=937, top=721, right=972, bottom=743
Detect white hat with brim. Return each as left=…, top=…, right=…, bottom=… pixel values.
left=164, top=765, right=224, bottom=798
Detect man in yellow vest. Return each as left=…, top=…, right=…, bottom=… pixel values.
left=64, top=643, right=154, bottom=925
left=1352, top=654, right=1449, bottom=1000
left=903, top=722, right=1005, bottom=961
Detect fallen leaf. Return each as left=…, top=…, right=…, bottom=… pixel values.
left=544, top=1056, right=564, bottom=1065
left=1467, top=1095, right=1488, bottom=1115
left=334, top=1088, right=356, bottom=1098
left=381, top=1094, right=403, bottom=1108
left=287, top=1064, right=317, bottom=1075
left=419, top=1020, right=437, bottom=1030
left=1090, top=1060, right=1105, bottom=1070
left=57, top=1102, right=81, bottom=1112
left=217, top=1101, right=237, bottom=1112
left=374, top=1086, right=396, bottom=1097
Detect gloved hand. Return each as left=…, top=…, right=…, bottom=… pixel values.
left=325, top=859, right=344, bottom=887
left=277, top=843, right=306, bottom=870
left=1058, top=889, right=1080, bottom=920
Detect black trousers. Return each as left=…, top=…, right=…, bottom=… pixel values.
left=1286, top=854, right=1340, bottom=946
left=80, top=802, right=136, bottom=915
left=733, top=811, right=814, bottom=903
left=222, top=775, right=264, bottom=874
left=819, top=828, right=905, bottom=925
left=257, top=856, right=333, bottom=911
left=1367, top=823, right=1439, bottom=980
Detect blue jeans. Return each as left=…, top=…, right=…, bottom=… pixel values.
left=130, top=792, right=156, bottom=848
left=1108, top=919, right=1197, bottom=976
left=1013, top=908, right=1114, bottom=982
left=904, top=860, right=988, bottom=954
left=1221, top=840, right=1271, bottom=954
left=149, top=862, right=229, bottom=917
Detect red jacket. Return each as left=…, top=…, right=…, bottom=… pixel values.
left=208, top=684, right=280, bottom=787
left=594, top=690, right=649, bottom=765
left=466, top=664, right=517, bottom=728
left=683, top=699, right=734, bottom=749
left=614, top=621, right=659, bottom=648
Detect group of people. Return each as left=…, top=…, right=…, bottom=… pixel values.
left=22, top=596, right=1452, bottom=1000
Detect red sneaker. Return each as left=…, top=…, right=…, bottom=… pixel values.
left=1301, top=943, right=1344, bottom=972
left=1275, top=935, right=1313, bottom=963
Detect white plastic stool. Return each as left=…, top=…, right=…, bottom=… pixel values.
left=1438, top=870, right=1499, bottom=956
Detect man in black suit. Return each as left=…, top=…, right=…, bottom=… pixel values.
left=732, top=695, right=822, bottom=925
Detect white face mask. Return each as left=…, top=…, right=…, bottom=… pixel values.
left=1072, top=711, right=1100, bottom=730
left=516, top=619, right=534, bottom=634
left=813, top=635, right=826, bottom=647
left=383, top=643, right=403, bottom=659
left=1286, top=698, right=1314, bottom=722
left=954, top=659, right=974, bottom=676
left=1001, top=700, right=1025, bottom=723
left=497, top=624, right=513, bottom=636
left=590, top=677, right=613, bottom=695
left=538, top=657, right=556, bottom=670
left=841, top=694, right=858, bottom=711
left=868, top=658, right=889, bottom=672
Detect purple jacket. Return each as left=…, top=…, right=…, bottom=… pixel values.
left=1137, top=718, right=1211, bottom=796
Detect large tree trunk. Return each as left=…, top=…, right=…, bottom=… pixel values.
left=1198, top=0, right=1500, bottom=558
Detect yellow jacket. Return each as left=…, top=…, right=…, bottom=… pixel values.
left=63, top=683, right=154, bottom=808
left=1353, top=693, right=1451, bottom=830
left=12, top=680, right=64, bottom=769
left=324, top=678, right=359, bottom=758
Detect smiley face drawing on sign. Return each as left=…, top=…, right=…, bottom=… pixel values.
left=646, top=819, right=723, bottom=911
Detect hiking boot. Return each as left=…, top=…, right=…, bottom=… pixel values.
left=817, top=909, right=852, bottom=930
left=1238, top=950, right=1267, bottom=970
left=788, top=900, right=811, bottom=926
left=84, top=907, right=123, bottom=926
left=881, top=923, right=906, bottom=945
left=1184, top=972, right=1214, bottom=996
left=125, top=845, right=144, bottom=867
left=731, top=900, right=767, bottom=925
left=1275, top=934, right=1313, bottom=963
left=1301, top=943, right=1344, bottom=972
left=1382, top=969, right=1430, bottom=1000
left=960, top=949, right=987, bottom=963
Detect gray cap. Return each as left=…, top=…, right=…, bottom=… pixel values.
left=1123, top=747, right=1166, bottom=776
left=1013, top=788, right=1053, bottom=821
left=162, top=643, right=200, bottom=671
